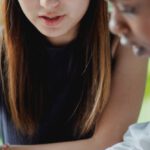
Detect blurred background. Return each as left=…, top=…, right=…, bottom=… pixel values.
left=138, top=63, right=150, bottom=122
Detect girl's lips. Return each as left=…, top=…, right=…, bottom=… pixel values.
left=39, top=15, right=65, bottom=27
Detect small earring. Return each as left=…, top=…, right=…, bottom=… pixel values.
left=120, top=34, right=129, bottom=46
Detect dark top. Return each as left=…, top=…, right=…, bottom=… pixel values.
left=0, top=40, right=93, bottom=144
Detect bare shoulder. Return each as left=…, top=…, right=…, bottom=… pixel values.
left=115, top=42, right=148, bottom=65
left=112, top=40, right=148, bottom=81
left=111, top=34, right=148, bottom=66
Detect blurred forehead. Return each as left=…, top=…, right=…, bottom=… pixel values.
left=108, top=0, right=150, bottom=9
left=109, top=0, right=149, bottom=3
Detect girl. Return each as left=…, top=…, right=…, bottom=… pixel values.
left=0, top=0, right=148, bottom=149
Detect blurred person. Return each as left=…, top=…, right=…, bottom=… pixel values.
left=107, top=0, right=150, bottom=149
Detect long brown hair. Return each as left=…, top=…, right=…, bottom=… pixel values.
left=1, top=0, right=111, bottom=136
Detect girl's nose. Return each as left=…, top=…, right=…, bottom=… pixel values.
left=109, top=9, right=129, bottom=37
left=40, top=0, right=60, bottom=10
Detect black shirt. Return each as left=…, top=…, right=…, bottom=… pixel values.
left=0, top=41, right=93, bottom=144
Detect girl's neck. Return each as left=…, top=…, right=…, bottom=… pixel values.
left=47, top=26, right=79, bottom=47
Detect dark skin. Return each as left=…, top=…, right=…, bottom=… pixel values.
left=108, top=0, right=150, bottom=57
left=104, top=0, right=150, bottom=149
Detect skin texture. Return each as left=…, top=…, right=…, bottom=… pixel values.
left=103, top=1, right=150, bottom=149
left=109, top=0, right=150, bottom=57
left=18, top=0, right=90, bottom=45
left=0, top=0, right=148, bottom=149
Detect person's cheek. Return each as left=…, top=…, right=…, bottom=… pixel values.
left=138, top=23, right=150, bottom=41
